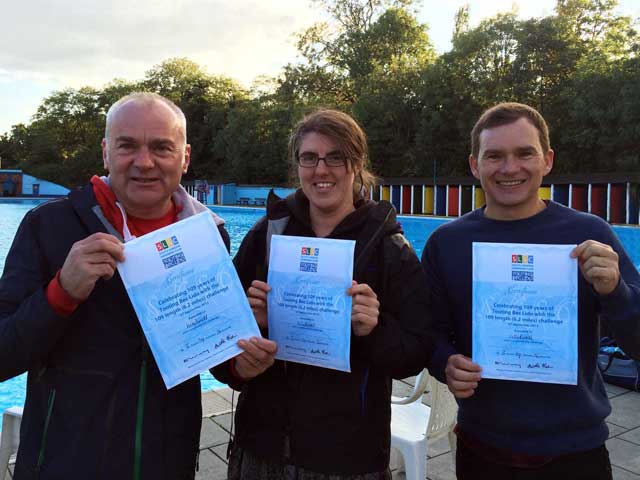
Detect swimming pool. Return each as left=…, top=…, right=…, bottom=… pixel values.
left=1, top=200, right=640, bottom=416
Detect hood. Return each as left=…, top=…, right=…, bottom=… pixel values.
left=267, top=188, right=401, bottom=237
left=266, top=188, right=402, bottom=276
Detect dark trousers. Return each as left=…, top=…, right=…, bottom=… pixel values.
left=456, top=439, right=613, bottom=480
left=228, top=446, right=392, bottom=480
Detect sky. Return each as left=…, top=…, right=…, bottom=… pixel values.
left=1, top=0, right=639, bottom=136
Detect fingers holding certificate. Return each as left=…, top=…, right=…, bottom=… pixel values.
left=59, top=232, right=125, bottom=301
left=246, top=280, right=271, bottom=328
left=445, top=354, right=482, bottom=399
left=348, top=281, right=380, bottom=336
left=572, top=240, right=621, bottom=295
left=234, top=337, right=278, bottom=380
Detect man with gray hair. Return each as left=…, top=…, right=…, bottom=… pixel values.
left=0, top=92, right=276, bottom=479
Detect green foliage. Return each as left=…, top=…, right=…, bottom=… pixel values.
left=291, top=0, right=434, bottom=103
left=556, top=0, right=637, bottom=60
left=2, top=0, right=638, bottom=188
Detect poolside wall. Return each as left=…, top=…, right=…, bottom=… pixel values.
left=184, top=183, right=295, bottom=206
left=373, top=175, right=640, bottom=226
left=183, top=175, right=640, bottom=226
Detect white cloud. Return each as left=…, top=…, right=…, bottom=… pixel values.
left=0, top=0, right=319, bottom=89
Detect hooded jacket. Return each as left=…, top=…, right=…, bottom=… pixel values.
left=0, top=184, right=230, bottom=480
left=214, top=190, right=433, bottom=475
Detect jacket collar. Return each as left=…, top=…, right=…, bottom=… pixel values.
left=66, top=180, right=225, bottom=242
left=68, top=184, right=111, bottom=236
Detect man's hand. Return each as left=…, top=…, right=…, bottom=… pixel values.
left=246, top=280, right=270, bottom=328
left=234, top=337, right=278, bottom=380
left=571, top=240, right=620, bottom=295
left=59, top=233, right=124, bottom=302
left=347, top=281, right=380, bottom=337
left=445, top=354, right=482, bottom=399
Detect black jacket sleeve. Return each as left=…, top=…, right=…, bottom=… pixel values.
left=352, top=234, right=434, bottom=379
left=232, top=217, right=268, bottom=289
left=218, top=224, right=231, bottom=253
left=0, top=211, right=73, bottom=381
left=210, top=218, right=267, bottom=390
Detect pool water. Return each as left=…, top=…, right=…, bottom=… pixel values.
left=1, top=200, right=640, bottom=416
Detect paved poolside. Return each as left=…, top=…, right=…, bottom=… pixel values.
left=193, top=379, right=640, bottom=480
left=5, top=379, right=639, bottom=479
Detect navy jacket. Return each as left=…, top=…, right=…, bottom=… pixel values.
left=0, top=184, right=230, bottom=479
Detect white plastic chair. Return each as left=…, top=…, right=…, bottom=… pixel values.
left=0, top=406, right=23, bottom=480
left=391, top=370, right=458, bottom=480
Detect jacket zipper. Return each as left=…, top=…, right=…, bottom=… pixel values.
left=360, top=367, right=370, bottom=417
left=54, top=366, right=115, bottom=379
left=133, top=340, right=149, bottom=480
left=35, top=388, right=56, bottom=474
left=97, top=389, right=118, bottom=478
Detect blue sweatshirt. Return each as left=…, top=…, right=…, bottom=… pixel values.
left=421, top=201, right=640, bottom=456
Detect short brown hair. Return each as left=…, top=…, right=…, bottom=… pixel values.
left=288, top=109, right=376, bottom=198
left=471, top=103, right=550, bottom=158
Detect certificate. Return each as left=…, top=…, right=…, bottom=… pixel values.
left=118, top=211, right=261, bottom=389
left=472, top=242, right=578, bottom=385
left=267, top=235, right=355, bottom=372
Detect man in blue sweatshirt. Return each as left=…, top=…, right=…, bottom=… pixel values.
left=421, top=102, right=640, bottom=479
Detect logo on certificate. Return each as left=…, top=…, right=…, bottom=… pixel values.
left=155, top=235, right=187, bottom=269
left=511, top=254, right=534, bottom=281
left=300, top=246, right=319, bottom=272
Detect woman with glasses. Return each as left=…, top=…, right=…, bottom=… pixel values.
left=213, top=109, right=433, bottom=479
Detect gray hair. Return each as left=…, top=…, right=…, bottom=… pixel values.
left=105, top=92, right=187, bottom=143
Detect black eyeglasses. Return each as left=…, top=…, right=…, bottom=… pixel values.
left=297, top=152, right=346, bottom=168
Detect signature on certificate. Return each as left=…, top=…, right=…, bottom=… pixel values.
left=494, top=361, right=521, bottom=368
left=184, top=349, right=210, bottom=363
left=527, top=363, right=553, bottom=369
left=214, top=334, right=238, bottom=350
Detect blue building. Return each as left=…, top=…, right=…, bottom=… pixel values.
left=0, top=170, right=69, bottom=197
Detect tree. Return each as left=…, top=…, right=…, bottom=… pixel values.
left=141, top=58, right=249, bottom=181
left=453, top=4, right=470, bottom=40
left=218, top=93, right=306, bottom=185
left=556, top=0, right=637, bottom=67
left=556, top=56, right=640, bottom=173
left=18, top=87, right=105, bottom=186
left=284, top=0, right=434, bottom=103
left=281, top=1, right=436, bottom=178
left=0, top=125, right=30, bottom=169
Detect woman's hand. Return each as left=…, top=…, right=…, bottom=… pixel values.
left=246, top=280, right=271, bottom=328
left=347, top=281, right=380, bottom=336
left=234, top=337, right=278, bottom=380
